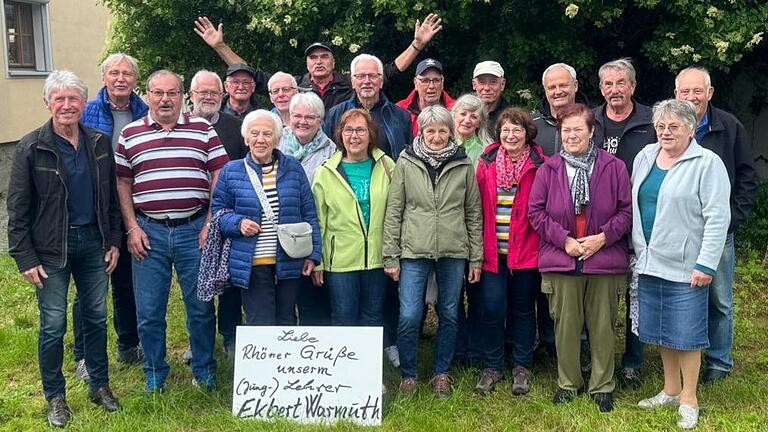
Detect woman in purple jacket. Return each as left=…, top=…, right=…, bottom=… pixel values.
left=528, top=103, right=632, bottom=413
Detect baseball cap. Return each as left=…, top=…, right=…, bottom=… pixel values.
left=304, top=42, right=332, bottom=57
left=226, top=63, right=257, bottom=79
left=473, top=61, right=505, bottom=78
left=415, top=58, right=443, bottom=76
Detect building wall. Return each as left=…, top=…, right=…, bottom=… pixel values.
left=0, top=0, right=110, bottom=251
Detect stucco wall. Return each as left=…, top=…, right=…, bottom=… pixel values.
left=0, top=0, right=110, bottom=144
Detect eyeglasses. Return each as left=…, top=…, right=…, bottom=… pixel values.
left=352, top=73, right=382, bottom=81
left=655, top=123, right=684, bottom=133
left=106, top=70, right=135, bottom=78
left=342, top=127, right=368, bottom=136
left=269, top=86, right=297, bottom=95
left=417, top=77, right=443, bottom=86
left=501, top=127, right=526, bottom=135
left=148, top=89, right=181, bottom=98
left=190, top=90, right=222, bottom=98
left=226, top=79, right=255, bottom=87
left=290, top=113, right=319, bottom=122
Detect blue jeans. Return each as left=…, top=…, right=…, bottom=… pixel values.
left=73, top=234, right=139, bottom=359
left=217, top=284, right=242, bottom=349
left=298, top=276, right=331, bottom=325
left=706, top=232, right=735, bottom=372
left=327, top=269, right=385, bottom=326
left=621, top=286, right=645, bottom=369
left=132, top=215, right=216, bottom=387
left=241, top=265, right=299, bottom=325
left=397, top=258, right=466, bottom=378
left=454, top=280, right=482, bottom=364
left=37, top=225, right=110, bottom=400
left=480, top=262, right=540, bottom=371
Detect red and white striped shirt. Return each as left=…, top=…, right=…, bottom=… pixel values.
left=115, top=113, right=229, bottom=219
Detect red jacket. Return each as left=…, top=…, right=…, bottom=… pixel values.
left=396, top=89, right=456, bottom=137
left=476, top=142, right=546, bottom=273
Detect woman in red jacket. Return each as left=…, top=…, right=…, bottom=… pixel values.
left=474, top=107, right=545, bottom=396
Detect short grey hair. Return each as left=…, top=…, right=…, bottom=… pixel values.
left=289, top=92, right=325, bottom=120
left=451, top=93, right=493, bottom=145
left=350, top=54, right=384, bottom=75
left=43, top=70, right=88, bottom=103
left=241, top=109, right=283, bottom=140
left=100, top=53, right=139, bottom=77
left=599, top=58, right=636, bottom=84
left=675, top=66, right=712, bottom=88
left=146, top=69, right=184, bottom=92
left=190, top=69, right=223, bottom=92
left=417, top=105, right=455, bottom=136
left=267, top=71, right=297, bottom=90
left=652, top=99, right=698, bottom=131
left=541, top=63, right=577, bottom=86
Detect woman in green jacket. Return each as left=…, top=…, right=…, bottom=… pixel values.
left=383, top=105, right=483, bottom=398
left=312, top=109, right=395, bottom=326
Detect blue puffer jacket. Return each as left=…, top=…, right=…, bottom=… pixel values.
left=211, top=150, right=322, bottom=288
left=83, top=87, right=148, bottom=139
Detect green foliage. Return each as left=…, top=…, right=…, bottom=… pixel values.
left=102, top=0, right=768, bottom=110
left=736, top=180, right=768, bottom=253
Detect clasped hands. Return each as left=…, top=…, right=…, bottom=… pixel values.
left=565, top=233, right=607, bottom=261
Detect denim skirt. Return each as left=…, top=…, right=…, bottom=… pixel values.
left=638, top=274, right=709, bottom=350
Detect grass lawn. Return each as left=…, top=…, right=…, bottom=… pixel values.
left=1, top=252, right=767, bottom=431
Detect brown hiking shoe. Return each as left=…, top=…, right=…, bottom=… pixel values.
left=431, top=373, right=452, bottom=399
left=511, top=366, right=532, bottom=396
left=399, top=377, right=418, bottom=395
left=474, top=368, right=503, bottom=395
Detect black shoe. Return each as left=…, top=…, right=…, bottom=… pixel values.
left=46, top=394, right=70, bottom=428
left=553, top=387, right=577, bottom=404
left=618, top=367, right=643, bottom=389
left=117, top=346, right=144, bottom=365
left=89, top=385, right=122, bottom=412
left=700, top=368, right=730, bottom=384
left=591, top=392, right=614, bottom=412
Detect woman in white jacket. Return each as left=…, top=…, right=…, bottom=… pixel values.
left=631, top=99, right=730, bottom=430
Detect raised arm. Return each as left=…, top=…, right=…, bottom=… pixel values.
left=194, top=16, right=248, bottom=66
left=391, top=13, right=443, bottom=73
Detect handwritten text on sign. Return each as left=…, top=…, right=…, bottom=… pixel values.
left=232, top=326, right=383, bottom=425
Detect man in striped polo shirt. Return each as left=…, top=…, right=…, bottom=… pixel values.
left=115, top=69, right=229, bottom=392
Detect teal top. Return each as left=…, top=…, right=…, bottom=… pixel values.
left=638, top=161, right=716, bottom=277
left=638, top=162, right=668, bottom=244
left=340, top=158, right=374, bottom=227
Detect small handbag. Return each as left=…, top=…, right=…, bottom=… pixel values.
left=243, top=159, right=313, bottom=259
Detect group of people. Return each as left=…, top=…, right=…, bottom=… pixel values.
left=7, top=12, right=757, bottom=430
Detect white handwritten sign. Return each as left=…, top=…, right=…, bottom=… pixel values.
left=232, top=326, right=383, bottom=425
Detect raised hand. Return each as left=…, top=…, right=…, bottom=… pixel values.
left=194, top=16, right=225, bottom=48
left=413, top=13, right=443, bottom=49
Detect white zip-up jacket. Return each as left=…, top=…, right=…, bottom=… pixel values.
left=631, top=140, right=731, bottom=283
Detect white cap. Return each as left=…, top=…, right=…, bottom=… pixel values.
left=473, top=61, right=504, bottom=78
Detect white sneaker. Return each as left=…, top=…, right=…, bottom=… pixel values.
left=182, top=347, right=193, bottom=365
left=75, top=359, right=90, bottom=381
left=677, top=404, right=699, bottom=429
left=638, top=390, right=681, bottom=409
left=384, top=345, right=400, bottom=368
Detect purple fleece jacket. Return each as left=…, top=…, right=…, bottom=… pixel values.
left=528, top=149, right=632, bottom=274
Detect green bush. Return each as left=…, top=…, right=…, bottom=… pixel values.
left=737, top=180, right=768, bottom=253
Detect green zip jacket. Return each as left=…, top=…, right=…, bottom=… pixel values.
left=312, top=148, right=395, bottom=272
left=382, top=147, right=483, bottom=269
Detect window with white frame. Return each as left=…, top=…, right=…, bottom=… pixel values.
left=3, top=0, right=52, bottom=75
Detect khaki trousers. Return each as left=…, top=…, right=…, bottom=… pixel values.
left=542, top=273, right=625, bottom=394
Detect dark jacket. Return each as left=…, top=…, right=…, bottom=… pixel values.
left=487, top=97, right=511, bottom=139
left=592, top=101, right=656, bottom=175
left=396, top=89, right=456, bottom=136
left=297, top=72, right=353, bottom=112
left=531, top=92, right=590, bottom=156
left=211, top=150, right=321, bottom=288
left=220, top=93, right=261, bottom=119
left=7, top=121, right=122, bottom=272
left=528, top=148, right=632, bottom=274
left=698, top=105, right=758, bottom=233
left=322, top=94, right=413, bottom=161
left=83, top=87, right=148, bottom=140
left=212, top=112, right=247, bottom=160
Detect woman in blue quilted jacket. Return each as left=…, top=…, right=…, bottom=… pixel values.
left=211, top=109, right=321, bottom=325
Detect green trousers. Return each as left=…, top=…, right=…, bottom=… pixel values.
left=542, top=272, right=625, bottom=394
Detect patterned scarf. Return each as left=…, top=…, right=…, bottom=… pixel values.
left=411, top=134, right=459, bottom=169
left=560, top=142, right=597, bottom=215
left=282, top=128, right=330, bottom=161
left=496, top=145, right=530, bottom=190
